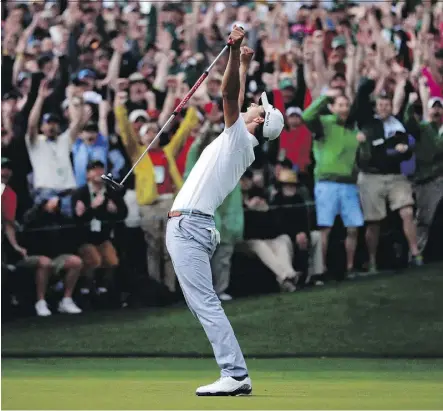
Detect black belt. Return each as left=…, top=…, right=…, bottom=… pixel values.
left=168, top=210, right=212, bottom=219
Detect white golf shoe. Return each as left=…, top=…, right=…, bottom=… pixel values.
left=58, top=297, right=82, bottom=314
left=196, top=376, right=252, bottom=396
left=35, top=300, right=52, bottom=317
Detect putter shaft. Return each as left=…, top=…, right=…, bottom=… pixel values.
left=118, top=44, right=230, bottom=187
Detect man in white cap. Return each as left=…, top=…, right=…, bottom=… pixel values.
left=165, top=26, right=284, bottom=396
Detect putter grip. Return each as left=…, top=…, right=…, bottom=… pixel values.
left=227, top=25, right=245, bottom=46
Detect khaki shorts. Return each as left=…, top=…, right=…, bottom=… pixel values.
left=357, top=172, right=414, bottom=222
left=78, top=241, right=119, bottom=269
left=16, top=254, right=71, bottom=275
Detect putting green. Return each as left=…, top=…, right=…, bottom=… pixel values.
left=2, top=358, right=443, bottom=410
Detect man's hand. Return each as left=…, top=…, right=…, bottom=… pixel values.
left=408, top=92, right=419, bottom=105
left=312, top=30, right=324, bottom=48
left=38, top=79, right=53, bottom=99
left=114, top=91, right=128, bottom=107
left=91, top=194, right=105, bottom=209
left=106, top=200, right=118, bottom=213
left=296, top=232, right=309, bottom=250
left=75, top=200, right=86, bottom=217
left=111, top=35, right=126, bottom=54
left=395, top=144, right=408, bottom=153
left=14, top=245, right=28, bottom=258
left=44, top=197, right=59, bottom=213
left=228, top=25, right=245, bottom=49
left=240, top=46, right=254, bottom=67
left=325, top=88, right=342, bottom=98
left=356, top=132, right=367, bottom=143
left=367, top=68, right=379, bottom=81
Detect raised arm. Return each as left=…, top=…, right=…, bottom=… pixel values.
left=403, top=93, right=422, bottom=140
left=12, top=14, right=40, bottom=86
left=302, top=89, right=341, bottom=133
left=239, top=47, right=254, bottom=110
left=66, top=87, right=85, bottom=142
left=114, top=92, right=141, bottom=163
left=26, top=80, right=52, bottom=144
left=221, top=26, right=245, bottom=128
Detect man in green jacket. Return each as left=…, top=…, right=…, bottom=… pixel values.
left=302, top=88, right=363, bottom=277
left=184, top=126, right=244, bottom=301
left=404, top=94, right=443, bottom=255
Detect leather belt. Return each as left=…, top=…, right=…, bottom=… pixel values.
left=168, top=210, right=212, bottom=219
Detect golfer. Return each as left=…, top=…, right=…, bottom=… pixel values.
left=165, top=26, right=284, bottom=396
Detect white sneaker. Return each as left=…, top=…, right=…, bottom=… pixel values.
left=35, top=300, right=52, bottom=317
left=58, top=297, right=82, bottom=314
left=218, top=293, right=233, bottom=301
left=196, top=376, right=252, bottom=396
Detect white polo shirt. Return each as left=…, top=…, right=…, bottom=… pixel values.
left=25, top=131, right=77, bottom=191
left=172, top=115, right=257, bottom=216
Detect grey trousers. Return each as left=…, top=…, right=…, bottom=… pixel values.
left=166, top=214, right=248, bottom=377
left=211, top=243, right=235, bottom=295
left=415, top=176, right=443, bottom=254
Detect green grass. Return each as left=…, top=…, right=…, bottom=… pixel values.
left=2, top=263, right=443, bottom=356
left=2, top=358, right=443, bottom=409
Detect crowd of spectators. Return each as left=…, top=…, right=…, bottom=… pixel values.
left=2, top=0, right=443, bottom=317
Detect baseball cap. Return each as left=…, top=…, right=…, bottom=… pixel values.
left=42, top=113, right=61, bottom=124
left=129, top=110, right=149, bottom=123
left=86, top=160, right=105, bottom=171
left=286, top=107, right=303, bottom=117
left=128, top=72, right=147, bottom=84
left=1, top=157, right=13, bottom=170
left=428, top=97, right=443, bottom=109
left=260, top=92, right=284, bottom=141
left=78, top=69, right=96, bottom=80
left=140, top=122, right=158, bottom=137
left=278, top=78, right=295, bottom=90
left=83, top=120, right=99, bottom=132
left=332, top=36, right=347, bottom=49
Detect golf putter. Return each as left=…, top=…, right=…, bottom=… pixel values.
left=102, top=36, right=239, bottom=191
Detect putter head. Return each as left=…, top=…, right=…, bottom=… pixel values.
left=101, top=173, right=124, bottom=192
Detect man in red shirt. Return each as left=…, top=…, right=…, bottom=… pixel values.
left=280, top=107, right=312, bottom=174
left=1, top=158, right=82, bottom=317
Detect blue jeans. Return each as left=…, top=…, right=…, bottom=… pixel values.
left=165, top=213, right=248, bottom=377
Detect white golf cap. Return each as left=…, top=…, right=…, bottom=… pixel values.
left=428, top=97, right=443, bottom=109
left=286, top=106, right=303, bottom=117
left=129, top=110, right=149, bottom=123
left=261, top=92, right=284, bottom=141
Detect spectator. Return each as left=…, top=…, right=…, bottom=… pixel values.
left=71, top=101, right=125, bottom=187
left=25, top=80, right=84, bottom=209
left=404, top=93, right=443, bottom=256
left=114, top=87, right=199, bottom=293
left=72, top=160, right=128, bottom=294
left=355, top=75, right=422, bottom=272
left=280, top=107, right=312, bottom=176
left=241, top=185, right=300, bottom=293
left=21, top=195, right=83, bottom=315
left=1, top=157, right=55, bottom=316
left=271, top=169, right=323, bottom=284
left=185, top=122, right=243, bottom=301
left=302, top=88, right=364, bottom=277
